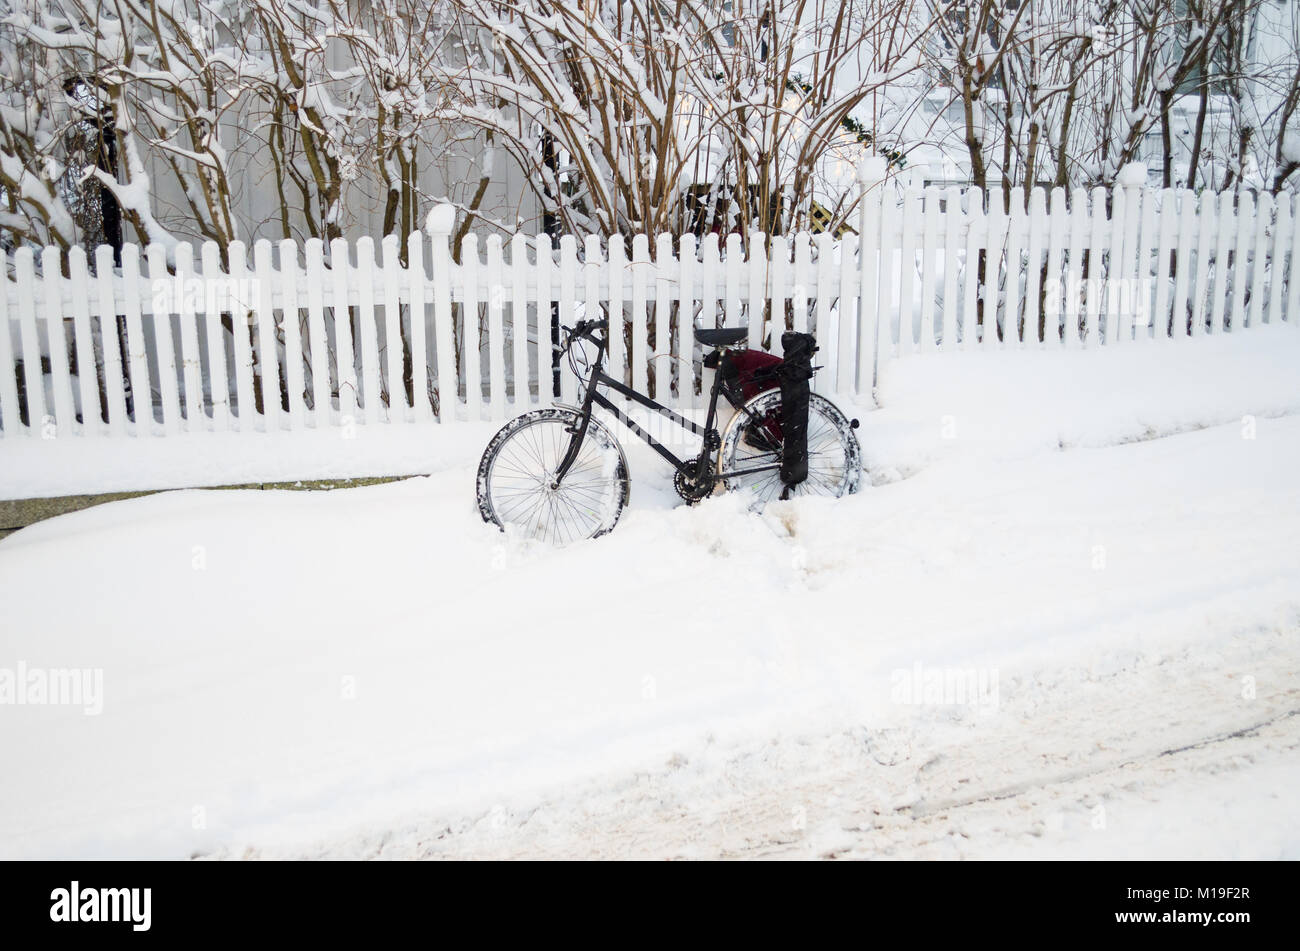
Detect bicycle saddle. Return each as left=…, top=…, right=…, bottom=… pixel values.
left=694, top=327, right=748, bottom=348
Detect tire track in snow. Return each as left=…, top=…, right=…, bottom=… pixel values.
left=288, top=625, right=1300, bottom=859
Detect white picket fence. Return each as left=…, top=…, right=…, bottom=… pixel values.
left=1, top=162, right=1296, bottom=442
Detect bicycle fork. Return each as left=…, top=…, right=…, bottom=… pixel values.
left=551, top=348, right=605, bottom=489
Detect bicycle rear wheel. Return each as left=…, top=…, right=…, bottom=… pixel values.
left=718, top=391, right=862, bottom=504
left=477, top=408, right=630, bottom=544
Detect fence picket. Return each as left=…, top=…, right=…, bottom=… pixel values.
left=1247, top=193, right=1270, bottom=329
left=631, top=234, right=650, bottom=396
left=836, top=233, right=858, bottom=391
left=426, top=224, right=452, bottom=420
left=251, top=242, right=281, bottom=432
left=117, top=249, right=148, bottom=433
left=961, top=189, right=983, bottom=351
left=306, top=241, right=338, bottom=426
left=1112, top=184, right=1133, bottom=342
left=1134, top=187, right=1159, bottom=342
left=169, top=245, right=201, bottom=426
left=200, top=242, right=231, bottom=429
left=698, top=234, right=720, bottom=351
left=379, top=235, right=408, bottom=421
left=1004, top=189, right=1026, bottom=346
left=328, top=238, right=358, bottom=424
left=1170, top=191, right=1196, bottom=338
left=678, top=234, right=697, bottom=408
left=1084, top=187, right=1109, bottom=348
left=858, top=179, right=883, bottom=386
left=919, top=187, right=939, bottom=351
left=1152, top=190, right=1177, bottom=340
left=876, top=187, right=899, bottom=371
left=426, top=223, right=457, bottom=424
left=1266, top=194, right=1291, bottom=324
left=770, top=234, right=789, bottom=341
left=279, top=240, right=310, bottom=428
left=511, top=233, right=532, bottom=407
left=1286, top=193, right=1300, bottom=325
left=0, top=261, right=24, bottom=435
left=171, top=244, right=204, bottom=427
left=1063, top=189, right=1088, bottom=348
left=146, top=244, right=183, bottom=433
left=655, top=233, right=673, bottom=402
left=40, top=247, right=77, bottom=434
left=121, top=246, right=153, bottom=434
left=1190, top=193, right=1216, bottom=337
left=14, top=249, right=47, bottom=433
left=461, top=235, right=483, bottom=421
left=535, top=234, right=554, bottom=409
left=1107, top=184, right=1132, bottom=345
left=1209, top=193, right=1235, bottom=334
left=793, top=231, right=812, bottom=338
left=92, top=246, right=129, bottom=436
left=897, top=188, right=920, bottom=356
left=1022, top=190, right=1044, bottom=347
left=559, top=235, right=579, bottom=408
left=409, top=231, right=434, bottom=421
left=983, top=188, right=1005, bottom=348
left=814, top=232, right=835, bottom=373
left=583, top=235, right=604, bottom=393
left=227, top=241, right=257, bottom=427
left=485, top=235, right=507, bottom=417
left=353, top=237, right=383, bottom=426
left=1043, top=189, right=1067, bottom=347
left=746, top=232, right=765, bottom=353
left=724, top=233, right=742, bottom=332
left=941, top=187, right=961, bottom=351
left=67, top=248, right=102, bottom=435
left=607, top=235, right=627, bottom=388
left=1228, top=192, right=1253, bottom=332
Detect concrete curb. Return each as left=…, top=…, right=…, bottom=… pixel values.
left=0, top=476, right=412, bottom=540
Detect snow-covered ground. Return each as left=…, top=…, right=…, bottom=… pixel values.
left=1, top=326, right=1298, bottom=859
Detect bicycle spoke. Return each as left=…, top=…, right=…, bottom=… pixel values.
left=481, top=411, right=627, bottom=545
left=722, top=391, right=859, bottom=503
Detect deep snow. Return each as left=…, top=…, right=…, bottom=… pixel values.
left=1, top=326, right=1298, bottom=859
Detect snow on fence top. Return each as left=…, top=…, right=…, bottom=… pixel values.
left=1, top=166, right=1296, bottom=441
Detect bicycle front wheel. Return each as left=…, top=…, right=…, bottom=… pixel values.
left=476, top=408, right=630, bottom=544
left=718, top=391, right=862, bottom=504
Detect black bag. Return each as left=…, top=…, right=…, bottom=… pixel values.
left=778, top=332, right=815, bottom=487
left=714, top=348, right=783, bottom=406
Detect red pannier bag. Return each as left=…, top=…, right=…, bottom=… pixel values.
left=706, top=348, right=783, bottom=405
left=704, top=347, right=785, bottom=453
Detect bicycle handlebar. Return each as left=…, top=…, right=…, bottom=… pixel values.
left=559, top=318, right=609, bottom=354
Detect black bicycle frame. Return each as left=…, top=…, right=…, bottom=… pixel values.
left=552, top=328, right=783, bottom=487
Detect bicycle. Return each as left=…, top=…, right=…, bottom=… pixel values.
left=476, top=318, right=863, bottom=544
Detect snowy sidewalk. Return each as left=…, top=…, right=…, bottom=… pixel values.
left=1, top=327, right=1299, bottom=858
left=332, top=628, right=1300, bottom=860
